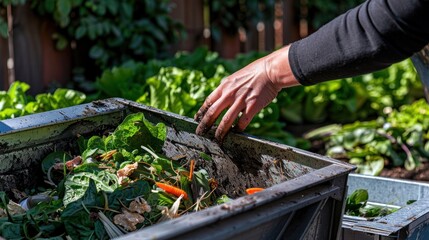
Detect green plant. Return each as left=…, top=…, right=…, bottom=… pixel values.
left=0, top=81, right=85, bottom=120
left=345, top=189, right=398, bottom=218
left=31, top=0, right=183, bottom=70
left=306, top=99, right=429, bottom=175
left=0, top=0, right=183, bottom=84
left=278, top=59, right=423, bottom=124
left=93, top=47, right=307, bottom=147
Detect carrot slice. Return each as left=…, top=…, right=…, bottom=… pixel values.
left=156, top=182, right=188, bottom=200
left=246, top=188, right=265, bottom=195
left=188, top=159, right=195, bottom=181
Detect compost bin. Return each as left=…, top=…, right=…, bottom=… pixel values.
left=0, top=98, right=355, bottom=240
left=342, top=174, right=429, bottom=240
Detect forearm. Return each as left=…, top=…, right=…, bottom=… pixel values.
left=289, top=0, right=429, bottom=85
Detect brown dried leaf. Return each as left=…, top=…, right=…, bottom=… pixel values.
left=117, top=162, right=139, bottom=185
left=129, top=197, right=151, bottom=214
left=65, top=156, right=82, bottom=170
left=117, top=163, right=138, bottom=178
left=113, top=209, right=145, bottom=231
left=0, top=201, right=25, bottom=217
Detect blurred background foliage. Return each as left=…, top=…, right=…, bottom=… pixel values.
left=1, top=0, right=427, bottom=176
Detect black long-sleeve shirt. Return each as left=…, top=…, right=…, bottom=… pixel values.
left=289, top=0, right=429, bottom=85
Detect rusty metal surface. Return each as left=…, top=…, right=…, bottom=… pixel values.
left=0, top=98, right=356, bottom=239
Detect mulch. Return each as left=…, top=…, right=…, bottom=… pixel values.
left=380, top=162, right=429, bottom=181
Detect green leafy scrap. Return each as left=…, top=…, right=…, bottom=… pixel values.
left=1, top=112, right=222, bottom=237
left=345, top=189, right=399, bottom=218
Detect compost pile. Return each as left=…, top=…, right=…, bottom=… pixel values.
left=0, top=113, right=231, bottom=239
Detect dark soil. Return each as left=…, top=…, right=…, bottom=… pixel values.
left=380, top=162, right=429, bottom=181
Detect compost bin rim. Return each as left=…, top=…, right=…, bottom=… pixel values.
left=0, top=99, right=126, bottom=135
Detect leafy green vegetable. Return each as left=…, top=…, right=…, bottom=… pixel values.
left=345, top=189, right=399, bottom=218
left=63, top=171, right=119, bottom=206
left=61, top=180, right=101, bottom=239
left=346, top=189, right=368, bottom=214
left=0, top=81, right=86, bottom=120
left=307, top=99, right=429, bottom=174
left=278, top=59, right=422, bottom=125
left=0, top=112, right=224, bottom=238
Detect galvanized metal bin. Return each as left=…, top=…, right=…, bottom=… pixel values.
left=0, top=98, right=355, bottom=240
left=342, top=174, right=429, bottom=240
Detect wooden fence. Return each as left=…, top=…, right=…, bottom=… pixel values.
left=0, top=0, right=309, bottom=93
left=169, top=0, right=303, bottom=58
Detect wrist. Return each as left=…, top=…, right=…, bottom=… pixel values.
left=264, top=45, right=300, bottom=90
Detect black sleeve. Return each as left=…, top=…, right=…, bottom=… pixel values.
left=289, top=0, right=429, bottom=85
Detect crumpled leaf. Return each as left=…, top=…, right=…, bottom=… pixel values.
left=113, top=209, right=145, bottom=231
left=116, top=163, right=138, bottom=185
left=129, top=197, right=151, bottom=214
left=0, top=201, right=25, bottom=217
left=111, top=196, right=151, bottom=232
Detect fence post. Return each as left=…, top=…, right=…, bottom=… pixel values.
left=264, top=5, right=275, bottom=51
left=283, top=0, right=300, bottom=45
left=0, top=35, right=8, bottom=90
left=14, top=4, right=70, bottom=94
left=169, top=0, right=206, bottom=52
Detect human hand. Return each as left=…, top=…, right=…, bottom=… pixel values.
left=194, top=45, right=299, bottom=142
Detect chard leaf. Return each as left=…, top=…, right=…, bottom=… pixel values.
left=358, top=156, right=384, bottom=176
left=107, top=180, right=151, bottom=211
left=346, top=189, right=368, bottom=213
left=82, top=136, right=106, bottom=160
left=0, top=222, right=22, bottom=239
left=62, top=180, right=102, bottom=239
left=63, top=171, right=119, bottom=206
left=106, top=112, right=166, bottom=153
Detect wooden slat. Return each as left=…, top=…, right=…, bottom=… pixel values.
left=169, top=0, right=206, bottom=52
left=282, top=0, right=300, bottom=45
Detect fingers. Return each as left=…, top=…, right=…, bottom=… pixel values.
left=236, top=101, right=261, bottom=132
left=214, top=101, right=245, bottom=142
left=195, top=89, right=262, bottom=143
left=195, top=96, right=231, bottom=136
left=194, top=89, right=222, bottom=122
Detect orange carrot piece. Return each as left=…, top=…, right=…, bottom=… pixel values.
left=188, top=159, right=195, bottom=181
left=156, top=182, right=189, bottom=200
left=246, top=188, right=265, bottom=195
